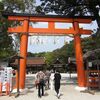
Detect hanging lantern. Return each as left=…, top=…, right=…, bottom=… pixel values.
left=40, top=36, right=44, bottom=44
left=32, top=36, right=35, bottom=44
left=55, top=36, right=59, bottom=44
left=29, top=36, right=32, bottom=45
left=36, top=36, right=40, bottom=44
left=53, top=36, right=56, bottom=44
left=43, top=36, right=48, bottom=45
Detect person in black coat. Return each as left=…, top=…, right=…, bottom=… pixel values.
left=54, top=70, right=61, bottom=99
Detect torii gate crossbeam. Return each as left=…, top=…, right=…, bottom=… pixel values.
left=3, top=13, right=94, bottom=89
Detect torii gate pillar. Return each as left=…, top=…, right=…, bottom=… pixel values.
left=19, top=19, right=29, bottom=89
left=73, top=21, right=86, bottom=87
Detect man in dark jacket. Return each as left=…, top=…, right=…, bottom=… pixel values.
left=54, top=70, right=61, bottom=99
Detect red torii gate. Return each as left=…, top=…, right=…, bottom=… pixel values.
left=3, top=13, right=93, bottom=89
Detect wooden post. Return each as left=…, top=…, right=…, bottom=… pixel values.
left=0, top=82, right=2, bottom=96
left=6, top=82, right=10, bottom=95
left=73, top=21, right=86, bottom=87
left=19, top=19, right=29, bottom=89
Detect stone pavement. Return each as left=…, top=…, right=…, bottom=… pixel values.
left=0, top=74, right=100, bottom=100
left=0, top=84, right=100, bottom=100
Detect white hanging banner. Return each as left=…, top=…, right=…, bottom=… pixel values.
left=0, top=67, right=13, bottom=91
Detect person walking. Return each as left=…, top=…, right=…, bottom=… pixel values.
left=36, top=71, right=45, bottom=98
left=45, top=69, right=51, bottom=89
left=54, top=70, right=61, bottom=99
left=35, top=72, right=39, bottom=89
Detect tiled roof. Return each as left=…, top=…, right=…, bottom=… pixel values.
left=10, top=57, right=46, bottom=66
left=53, top=58, right=64, bottom=65
left=27, top=57, right=45, bottom=65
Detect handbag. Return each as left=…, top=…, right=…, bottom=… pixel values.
left=35, top=79, right=39, bottom=85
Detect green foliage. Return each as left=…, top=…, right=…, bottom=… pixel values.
left=0, top=0, right=36, bottom=59
left=27, top=52, right=46, bottom=57
left=27, top=52, right=35, bottom=57
left=2, top=0, right=36, bottom=13
left=39, top=0, right=100, bottom=15
left=0, top=16, right=15, bottom=59
left=82, top=29, right=100, bottom=53
left=0, top=2, right=4, bottom=11
left=44, top=52, right=54, bottom=65
left=38, top=0, right=100, bottom=27
left=92, top=29, right=100, bottom=49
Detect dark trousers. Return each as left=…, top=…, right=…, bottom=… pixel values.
left=38, top=82, right=44, bottom=97
left=55, top=83, right=60, bottom=95
left=55, top=88, right=59, bottom=95
left=46, top=78, right=50, bottom=89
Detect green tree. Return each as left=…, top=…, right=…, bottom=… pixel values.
left=82, top=28, right=100, bottom=53
left=2, top=0, right=36, bottom=13
left=44, top=52, right=54, bottom=65
left=0, top=0, right=36, bottom=59
left=0, top=17, right=15, bottom=59
left=38, top=0, right=100, bottom=28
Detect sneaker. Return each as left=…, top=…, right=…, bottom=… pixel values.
left=38, top=95, right=41, bottom=98
left=57, top=93, right=60, bottom=99
left=38, top=96, right=41, bottom=98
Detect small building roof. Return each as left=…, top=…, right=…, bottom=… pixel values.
left=51, top=58, right=65, bottom=68
left=83, top=48, right=100, bottom=60
left=52, top=58, right=64, bottom=65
